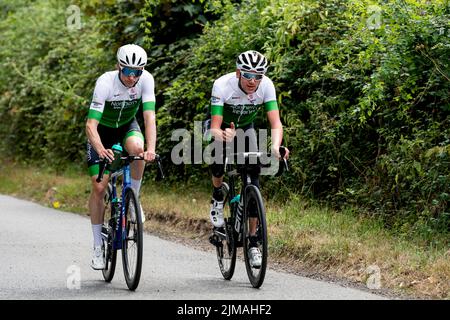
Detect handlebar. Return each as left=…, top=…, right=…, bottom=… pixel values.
left=96, top=154, right=165, bottom=183
left=225, top=146, right=289, bottom=176
left=279, top=146, right=289, bottom=174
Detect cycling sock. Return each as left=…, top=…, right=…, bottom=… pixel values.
left=92, top=224, right=103, bottom=247
left=131, top=178, right=141, bottom=196
left=212, top=186, right=223, bottom=202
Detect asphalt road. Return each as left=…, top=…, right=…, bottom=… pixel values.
left=0, top=194, right=385, bottom=300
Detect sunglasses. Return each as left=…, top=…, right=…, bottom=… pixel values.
left=120, top=66, right=143, bottom=77
left=241, top=72, right=263, bottom=81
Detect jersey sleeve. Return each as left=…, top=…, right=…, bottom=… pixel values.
left=210, top=81, right=224, bottom=116
left=87, top=77, right=109, bottom=121
left=141, top=71, right=156, bottom=112
left=263, top=78, right=279, bottom=112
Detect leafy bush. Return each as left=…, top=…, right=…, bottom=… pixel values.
left=1, top=0, right=449, bottom=237
left=143, top=0, right=450, bottom=234
left=0, top=0, right=115, bottom=164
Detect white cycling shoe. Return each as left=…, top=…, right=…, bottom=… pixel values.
left=210, top=199, right=224, bottom=228
left=90, top=245, right=105, bottom=270
left=248, top=247, right=262, bottom=268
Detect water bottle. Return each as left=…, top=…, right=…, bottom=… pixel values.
left=109, top=143, right=123, bottom=171
left=231, top=194, right=244, bottom=233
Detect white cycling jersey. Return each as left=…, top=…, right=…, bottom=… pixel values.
left=210, top=72, right=278, bottom=128
left=88, top=70, right=156, bottom=128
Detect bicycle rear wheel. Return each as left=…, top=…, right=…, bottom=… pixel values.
left=122, top=187, right=143, bottom=291
left=215, top=182, right=237, bottom=280
left=102, top=183, right=117, bottom=282
left=243, top=185, right=267, bottom=288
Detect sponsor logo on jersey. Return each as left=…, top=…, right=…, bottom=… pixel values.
left=226, top=104, right=260, bottom=115
left=211, top=96, right=220, bottom=104
left=110, top=100, right=138, bottom=109
left=90, top=101, right=103, bottom=110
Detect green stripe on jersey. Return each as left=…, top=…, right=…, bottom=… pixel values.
left=211, top=105, right=223, bottom=116
left=264, top=100, right=278, bottom=112
left=88, top=109, right=102, bottom=121
left=143, top=101, right=155, bottom=111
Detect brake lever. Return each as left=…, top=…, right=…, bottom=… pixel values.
left=279, top=146, right=289, bottom=172
left=96, top=158, right=110, bottom=183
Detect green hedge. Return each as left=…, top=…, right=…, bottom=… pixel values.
left=146, top=0, right=450, bottom=235
left=0, top=0, right=114, bottom=164
left=1, top=0, right=449, bottom=237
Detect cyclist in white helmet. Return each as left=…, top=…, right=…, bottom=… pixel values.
left=85, top=44, right=157, bottom=270
left=208, top=50, right=290, bottom=267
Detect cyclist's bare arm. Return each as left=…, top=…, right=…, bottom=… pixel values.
left=210, top=115, right=236, bottom=143
left=86, top=118, right=114, bottom=162
left=143, top=110, right=157, bottom=162
left=211, top=115, right=224, bottom=142
left=267, top=110, right=289, bottom=159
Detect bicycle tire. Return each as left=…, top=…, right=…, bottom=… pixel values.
left=102, top=183, right=117, bottom=282
left=216, top=182, right=237, bottom=280
left=122, top=187, right=143, bottom=291
left=243, top=185, right=268, bottom=288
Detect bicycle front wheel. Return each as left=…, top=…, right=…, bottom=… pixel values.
left=215, top=182, right=237, bottom=280
left=122, top=187, right=143, bottom=291
left=102, top=183, right=117, bottom=282
left=243, top=185, right=268, bottom=288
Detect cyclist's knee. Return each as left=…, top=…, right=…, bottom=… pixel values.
left=91, top=180, right=107, bottom=195
left=125, top=136, right=144, bottom=155
left=129, top=145, right=144, bottom=155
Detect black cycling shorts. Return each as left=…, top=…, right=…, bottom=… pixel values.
left=209, top=123, right=259, bottom=182
left=86, top=118, right=143, bottom=176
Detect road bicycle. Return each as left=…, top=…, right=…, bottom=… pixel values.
left=209, top=146, right=288, bottom=288
left=96, top=150, right=164, bottom=291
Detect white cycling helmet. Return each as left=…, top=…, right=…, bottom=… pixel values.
left=236, top=50, right=268, bottom=74
left=116, top=44, right=147, bottom=68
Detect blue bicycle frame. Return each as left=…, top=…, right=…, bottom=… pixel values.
left=108, top=164, right=133, bottom=251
